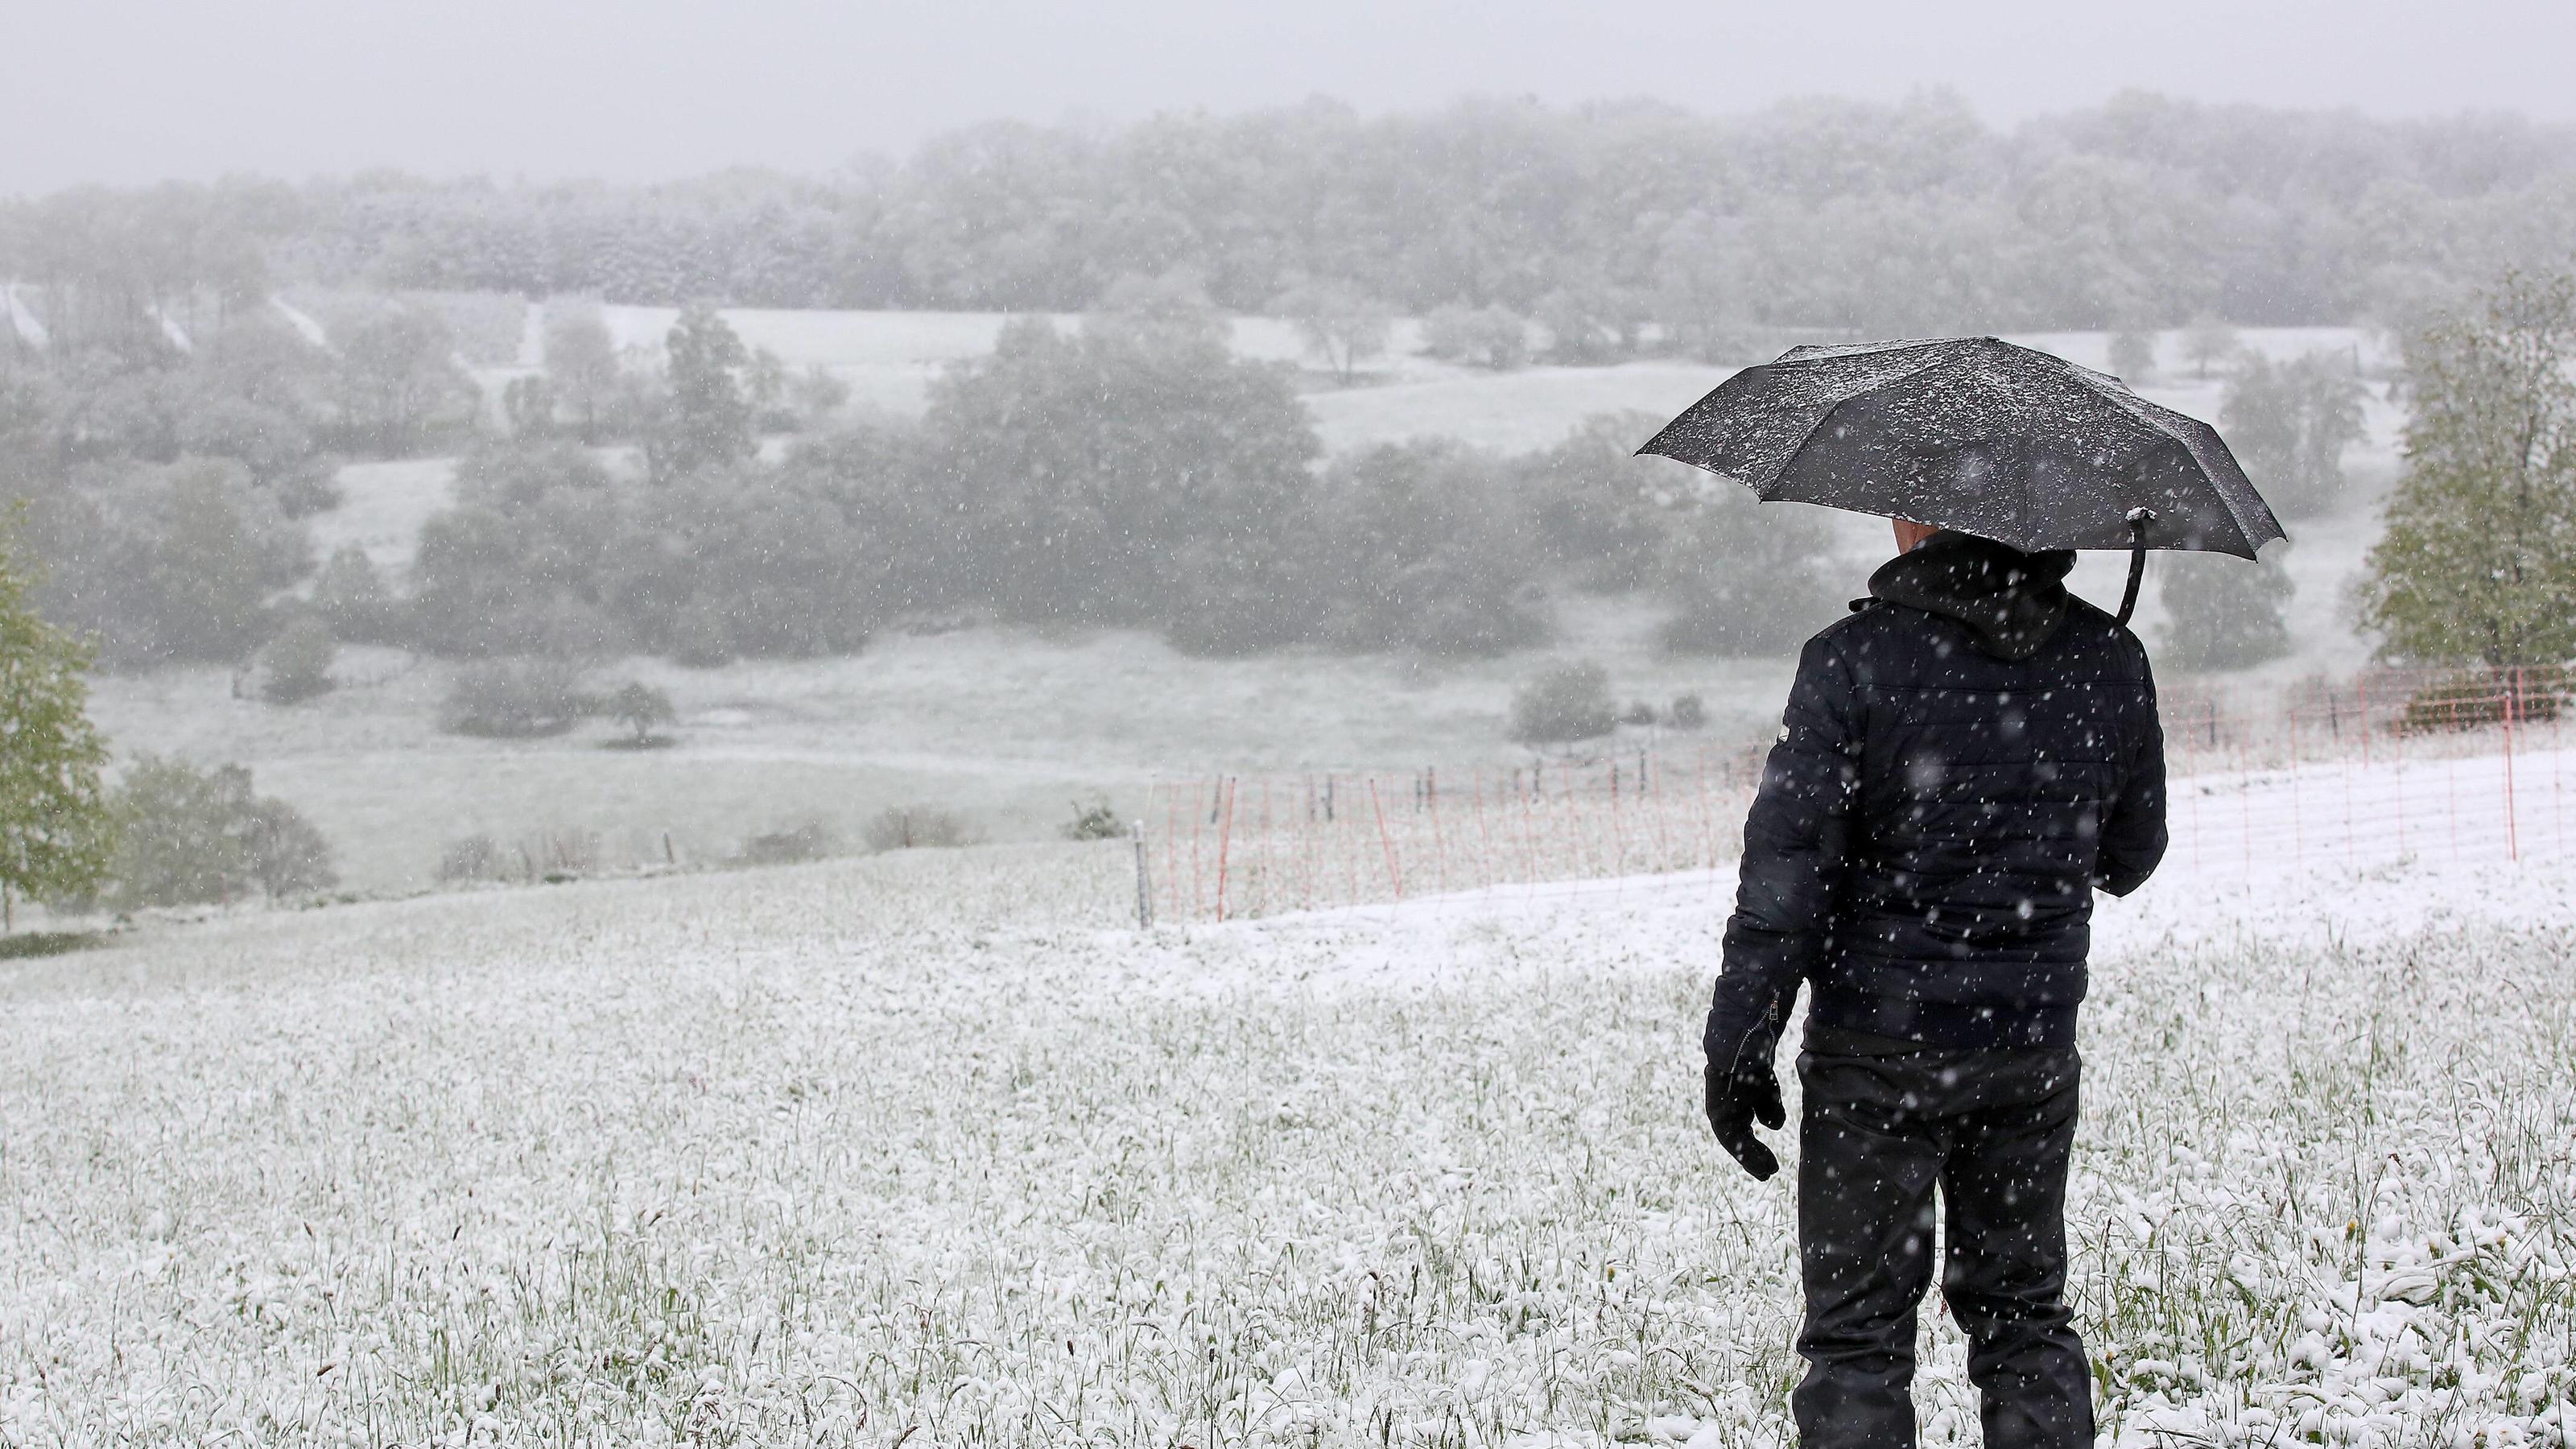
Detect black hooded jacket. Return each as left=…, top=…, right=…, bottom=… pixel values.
left=1705, top=531, right=2167, bottom=1073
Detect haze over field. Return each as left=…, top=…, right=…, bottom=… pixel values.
left=10, top=0, right=2576, bottom=188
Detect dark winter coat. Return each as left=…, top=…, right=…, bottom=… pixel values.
left=1704, top=530, right=2167, bottom=1075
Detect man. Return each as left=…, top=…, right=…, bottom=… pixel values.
left=1703, top=518, right=2166, bottom=1448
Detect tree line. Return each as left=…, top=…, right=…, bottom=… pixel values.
left=364, top=301, right=1846, bottom=669
left=7, top=93, right=2575, bottom=341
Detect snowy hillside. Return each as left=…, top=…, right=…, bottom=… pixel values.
left=2, top=811, right=2566, bottom=1444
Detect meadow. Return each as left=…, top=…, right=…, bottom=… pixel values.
left=2, top=823, right=2568, bottom=1446
left=85, top=314, right=2409, bottom=894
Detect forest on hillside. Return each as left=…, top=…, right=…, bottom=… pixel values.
left=6, top=92, right=2574, bottom=340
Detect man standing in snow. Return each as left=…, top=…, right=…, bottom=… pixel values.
left=1703, top=518, right=2166, bottom=1448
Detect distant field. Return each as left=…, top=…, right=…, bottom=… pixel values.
left=88, top=600, right=1801, bottom=892
left=89, top=318, right=2411, bottom=894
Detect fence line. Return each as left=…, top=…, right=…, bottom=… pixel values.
left=1140, top=667, right=2570, bottom=923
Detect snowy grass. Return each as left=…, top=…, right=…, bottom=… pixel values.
left=86, top=600, right=1800, bottom=893
left=1, top=832, right=2569, bottom=1446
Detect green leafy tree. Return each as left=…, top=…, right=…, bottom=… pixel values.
left=789, top=365, right=852, bottom=427
left=920, top=315, right=1319, bottom=636
left=1655, top=481, right=1842, bottom=658
left=2157, top=551, right=2295, bottom=671
left=88, top=756, right=336, bottom=910
left=0, top=512, right=116, bottom=927
left=543, top=307, right=621, bottom=444
left=258, top=615, right=336, bottom=703
left=2361, top=270, right=2576, bottom=667
left=332, top=307, right=477, bottom=455
left=1511, top=412, right=1671, bottom=593
left=2107, top=329, right=2157, bottom=382
left=2221, top=351, right=2367, bottom=518
left=143, top=462, right=290, bottom=663
left=310, top=544, right=400, bottom=644
left=502, top=374, right=558, bottom=438
left=1308, top=440, right=1549, bottom=658
left=2182, top=316, right=2241, bottom=380
left=1534, top=284, right=1644, bottom=365
left=609, top=681, right=676, bottom=745
left=1422, top=305, right=1530, bottom=369
left=648, top=302, right=752, bottom=481
left=743, top=347, right=792, bottom=429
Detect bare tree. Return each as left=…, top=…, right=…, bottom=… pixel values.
left=1274, top=280, right=1391, bottom=383
left=2182, top=316, right=2242, bottom=380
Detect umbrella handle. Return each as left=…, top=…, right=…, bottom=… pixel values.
left=2114, top=509, right=2153, bottom=629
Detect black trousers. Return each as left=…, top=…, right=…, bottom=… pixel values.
left=1792, top=1047, right=2090, bottom=1449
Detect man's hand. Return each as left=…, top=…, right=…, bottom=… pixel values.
left=1703, top=1059, right=1785, bottom=1181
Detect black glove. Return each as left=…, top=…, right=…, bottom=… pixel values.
left=1703, top=1057, right=1785, bottom=1181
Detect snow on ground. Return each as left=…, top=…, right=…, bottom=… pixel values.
left=1, top=788, right=2567, bottom=1445
left=303, top=456, right=459, bottom=576
left=89, top=597, right=1799, bottom=892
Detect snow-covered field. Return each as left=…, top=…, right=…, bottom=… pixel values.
left=2, top=802, right=2568, bottom=1445
left=85, top=601, right=1801, bottom=892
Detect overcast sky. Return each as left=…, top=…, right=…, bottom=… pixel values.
left=9, top=0, right=2573, bottom=195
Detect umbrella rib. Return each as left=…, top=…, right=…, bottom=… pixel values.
left=1752, top=346, right=1966, bottom=498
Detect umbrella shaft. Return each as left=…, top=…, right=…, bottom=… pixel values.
left=2115, top=546, right=2146, bottom=628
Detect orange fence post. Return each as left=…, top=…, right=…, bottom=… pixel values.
left=1213, top=777, right=1235, bottom=920
left=1368, top=777, right=1404, bottom=901
left=2503, top=669, right=2520, bottom=863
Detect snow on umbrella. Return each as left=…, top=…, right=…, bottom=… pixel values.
left=1636, top=336, right=2286, bottom=621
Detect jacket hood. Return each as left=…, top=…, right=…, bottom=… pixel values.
left=1865, top=530, right=2078, bottom=662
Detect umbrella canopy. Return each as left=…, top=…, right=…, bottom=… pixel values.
left=1637, top=336, right=2285, bottom=560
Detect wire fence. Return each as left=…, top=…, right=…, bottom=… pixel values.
left=1136, top=665, right=2572, bottom=924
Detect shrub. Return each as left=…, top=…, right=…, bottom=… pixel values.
left=439, top=657, right=591, bottom=737
left=1509, top=660, right=1617, bottom=747
left=1063, top=798, right=1128, bottom=841
left=1669, top=692, right=1708, bottom=730
left=82, top=756, right=336, bottom=910
left=1620, top=700, right=1658, bottom=728
left=861, top=806, right=983, bottom=852
left=258, top=616, right=337, bottom=704
left=734, top=821, right=840, bottom=866
left=244, top=799, right=336, bottom=897
left=268, top=458, right=344, bottom=519
left=310, top=545, right=402, bottom=644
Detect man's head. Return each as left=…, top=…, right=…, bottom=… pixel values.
left=1893, top=518, right=1942, bottom=555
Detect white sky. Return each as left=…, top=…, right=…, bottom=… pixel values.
left=7, top=0, right=2572, bottom=194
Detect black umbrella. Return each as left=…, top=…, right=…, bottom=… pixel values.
left=1636, top=336, right=2285, bottom=623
